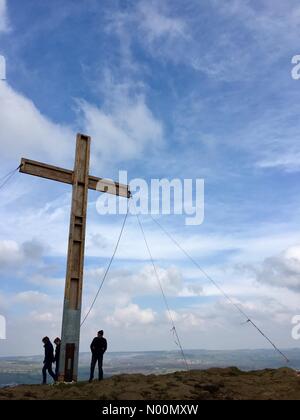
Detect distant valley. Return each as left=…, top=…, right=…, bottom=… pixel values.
left=1, top=349, right=299, bottom=388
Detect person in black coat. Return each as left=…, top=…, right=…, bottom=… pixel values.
left=89, top=330, right=107, bottom=382
left=53, top=337, right=61, bottom=379
left=42, top=336, right=56, bottom=384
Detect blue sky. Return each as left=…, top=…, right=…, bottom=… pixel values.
left=0, top=0, right=300, bottom=357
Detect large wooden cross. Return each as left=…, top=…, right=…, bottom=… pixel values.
left=20, top=133, right=130, bottom=382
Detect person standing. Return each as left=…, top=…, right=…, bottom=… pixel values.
left=89, top=330, right=107, bottom=382
left=53, top=337, right=61, bottom=379
left=42, top=336, right=56, bottom=385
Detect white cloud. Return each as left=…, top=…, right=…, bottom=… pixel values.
left=166, top=309, right=204, bottom=328
left=14, top=290, right=49, bottom=305
left=85, top=264, right=203, bottom=299
left=78, top=93, right=163, bottom=170
left=105, top=2, right=188, bottom=72
left=0, top=82, right=73, bottom=165
left=137, top=2, right=187, bottom=43
left=116, top=0, right=300, bottom=83
left=0, top=0, right=10, bottom=33
left=1, top=259, right=299, bottom=356
left=0, top=67, right=163, bottom=171
left=0, top=193, right=71, bottom=260
left=255, top=245, right=300, bottom=291
left=229, top=101, right=300, bottom=173
left=0, top=240, right=23, bottom=267
left=258, top=153, right=300, bottom=173
left=0, top=239, right=45, bottom=270
left=105, top=303, right=156, bottom=327
left=103, top=0, right=300, bottom=173
left=2, top=184, right=300, bottom=266
left=30, top=311, right=55, bottom=322
left=28, top=274, right=64, bottom=288
left=0, top=288, right=62, bottom=356
left=211, top=0, right=300, bottom=58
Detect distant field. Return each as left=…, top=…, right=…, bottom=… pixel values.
left=0, top=349, right=299, bottom=387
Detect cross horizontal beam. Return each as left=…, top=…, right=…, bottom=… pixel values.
left=20, top=158, right=130, bottom=198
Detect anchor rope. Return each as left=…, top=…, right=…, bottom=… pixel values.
left=80, top=200, right=130, bottom=327
left=149, top=214, right=290, bottom=364
left=134, top=208, right=189, bottom=371
left=0, top=164, right=22, bottom=192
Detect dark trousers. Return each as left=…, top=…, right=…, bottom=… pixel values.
left=42, top=362, right=56, bottom=384
left=89, top=353, right=103, bottom=380
left=55, top=361, right=59, bottom=378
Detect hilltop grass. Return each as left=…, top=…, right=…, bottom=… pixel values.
left=0, top=367, right=300, bottom=400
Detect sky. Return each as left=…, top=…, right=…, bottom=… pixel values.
left=0, top=0, right=300, bottom=357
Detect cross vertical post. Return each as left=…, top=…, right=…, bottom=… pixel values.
left=58, top=133, right=90, bottom=382
left=19, top=133, right=130, bottom=383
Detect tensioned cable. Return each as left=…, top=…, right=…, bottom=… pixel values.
left=149, top=214, right=290, bottom=364
left=80, top=200, right=130, bottom=327
left=0, top=164, right=22, bottom=192
left=135, top=209, right=189, bottom=371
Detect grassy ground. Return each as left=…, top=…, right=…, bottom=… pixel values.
left=0, top=367, right=300, bottom=400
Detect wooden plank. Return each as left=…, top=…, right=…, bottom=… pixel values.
left=59, top=134, right=91, bottom=382
left=20, top=158, right=130, bottom=197
left=20, top=158, right=73, bottom=184
left=89, top=175, right=131, bottom=198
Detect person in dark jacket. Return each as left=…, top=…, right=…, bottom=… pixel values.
left=53, top=337, right=61, bottom=379
left=89, top=330, right=107, bottom=382
left=42, top=336, right=56, bottom=384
